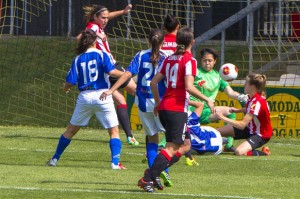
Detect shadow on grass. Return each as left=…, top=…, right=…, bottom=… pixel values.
left=1, top=134, right=107, bottom=143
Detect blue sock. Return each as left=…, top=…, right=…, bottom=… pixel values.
left=147, top=143, right=158, bottom=168
left=109, top=138, right=122, bottom=165
left=52, top=134, right=71, bottom=160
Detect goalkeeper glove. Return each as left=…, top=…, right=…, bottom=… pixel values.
left=237, top=94, right=248, bottom=103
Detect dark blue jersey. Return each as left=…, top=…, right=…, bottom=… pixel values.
left=188, top=112, right=222, bottom=154
left=66, top=48, right=115, bottom=91
left=127, top=49, right=167, bottom=112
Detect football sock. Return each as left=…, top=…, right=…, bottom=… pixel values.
left=109, top=138, right=122, bottom=165
left=52, top=134, right=71, bottom=160
left=185, top=149, right=193, bottom=160
left=146, top=143, right=158, bottom=168
left=169, top=152, right=182, bottom=167
left=150, top=150, right=171, bottom=180
left=116, top=104, right=133, bottom=138
left=225, top=113, right=236, bottom=148
left=227, top=112, right=236, bottom=120
left=247, top=150, right=266, bottom=156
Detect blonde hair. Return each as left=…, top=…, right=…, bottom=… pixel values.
left=247, top=73, right=267, bottom=97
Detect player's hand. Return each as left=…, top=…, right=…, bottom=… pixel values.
left=229, top=107, right=238, bottom=113
left=123, top=4, right=132, bottom=14
left=153, top=104, right=159, bottom=116
left=100, top=90, right=112, bottom=100
left=63, top=83, right=71, bottom=94
left=214, top=108, right=223, bottom=119
left=98, top=33, right=107, bottom=42
left=207, top=100, right=214, bottom=114
left=237, top=93, right=248, bottom=103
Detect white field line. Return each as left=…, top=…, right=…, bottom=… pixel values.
left=0, top=185, right=260, bottom=199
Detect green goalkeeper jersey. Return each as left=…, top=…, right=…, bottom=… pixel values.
left=189, top=67, right=229, bottom=111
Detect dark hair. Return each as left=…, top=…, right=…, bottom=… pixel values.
left=163, top=14, right=180, bottom=33
left=148, top=29, right=164, bottom=67
left=174, top=26, right=194, bottom=55
left=200, top=48, right=219, bottom=60
left=76, top=29, right=97, bottom=55
left=247, top=73, right=267, bottom=97
left=83, top=5, right=108, bottom=23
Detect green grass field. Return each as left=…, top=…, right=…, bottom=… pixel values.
left=0, top=126, right=299, bottom=199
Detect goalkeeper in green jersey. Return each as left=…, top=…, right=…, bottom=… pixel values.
left=188, top=48, right=248, bottom=154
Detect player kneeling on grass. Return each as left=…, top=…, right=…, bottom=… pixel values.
left=188, top=101, right=231, bottom=156
left=215, top=73, right=272, bottom=156
left=47, top=29, right=126, bottom=169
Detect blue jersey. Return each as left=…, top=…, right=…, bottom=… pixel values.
left=127, top=49, right=167, bottom=112
left=188, top=112, right=222, bottom=154
left=66, top=48, right=115, bottom=91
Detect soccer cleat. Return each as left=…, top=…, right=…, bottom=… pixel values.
left=154, top=177, right=164, bottom=190
left=158, top=137, right=166, bottom=148
left=160, top=171, right=173, bottom=187
left=127, top=137, right=139, bottom=146
left=138, top=178, right=155, bottom=193
left=262, top=146, right=271, bottom=156
left=224, top=146, right=236, bottom=152
left=46, top=158, right=58, bottom=166
left=185, top=157, right=199, bottom=166
left=111, top=162, right=127, bottom=170
left=225, top=137, right=234, bottom=149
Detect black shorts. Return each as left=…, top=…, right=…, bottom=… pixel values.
left=109, top=63, right=130, bottom=89
left=159, top=110, right=187, bottom=145
left=233, top=127, right=270, bottom=149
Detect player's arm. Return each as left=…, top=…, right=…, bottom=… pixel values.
left=224, top=85, right=248, bottom=103
left=216, top=109, right=253, bottom=130
left=99, top=69, right=125, bottom=100
left=188, top=100, right=204, bottom=117
left=110, top=71, right=132, bottom=93
left=150, top=72, right=165, bottom=116
left=185, top=75, right=214, bottom=113
left=108, top=4, right=132, bottom=20
left=63, top=82, right=73, bottom=93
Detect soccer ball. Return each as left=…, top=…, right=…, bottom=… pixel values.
left=219, top=63, right=238, bottom=82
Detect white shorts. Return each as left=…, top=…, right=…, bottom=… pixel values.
left=138, top=109, right=165, bottom=136
left=70, top=89, right=118, bottom=129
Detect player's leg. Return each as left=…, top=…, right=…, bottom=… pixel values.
left=95, top=101, right=126, bottom=169
left=243, top=135, right=271, bottom=156
left=113, top=90, right=139, bottom=145
left=209, top=106, right=236, bottom=151
left=47, top=99, right=92, bottom=166
left=138, top=111, right=186, bottom=192
left=46, top=125, right=81, bottom=166
left=139, top=110, right=160, bottom=168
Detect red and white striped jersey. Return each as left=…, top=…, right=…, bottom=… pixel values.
left=86, top=22, right=116, bottom=64
left=158, top=51, right=197, bottom=113
left=246, top=93, right=273, bottom=139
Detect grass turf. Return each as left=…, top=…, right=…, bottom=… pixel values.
left=0, top=126, right=299, bottom=198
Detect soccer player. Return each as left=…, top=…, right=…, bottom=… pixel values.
left=188, top=48, right=248, bottom=153
left=156, top=14, right=180, bottom=151
left=47, top=29, right=126, bottom=169
left=81, top=4, right=139, bottom=145
left=100, top=29, right=172, bottom=187
left=215, top=73, right=272, bottom=156
left=188, top=100, right=228, bottom=156
left=137, top=27, right=214, bottom=192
